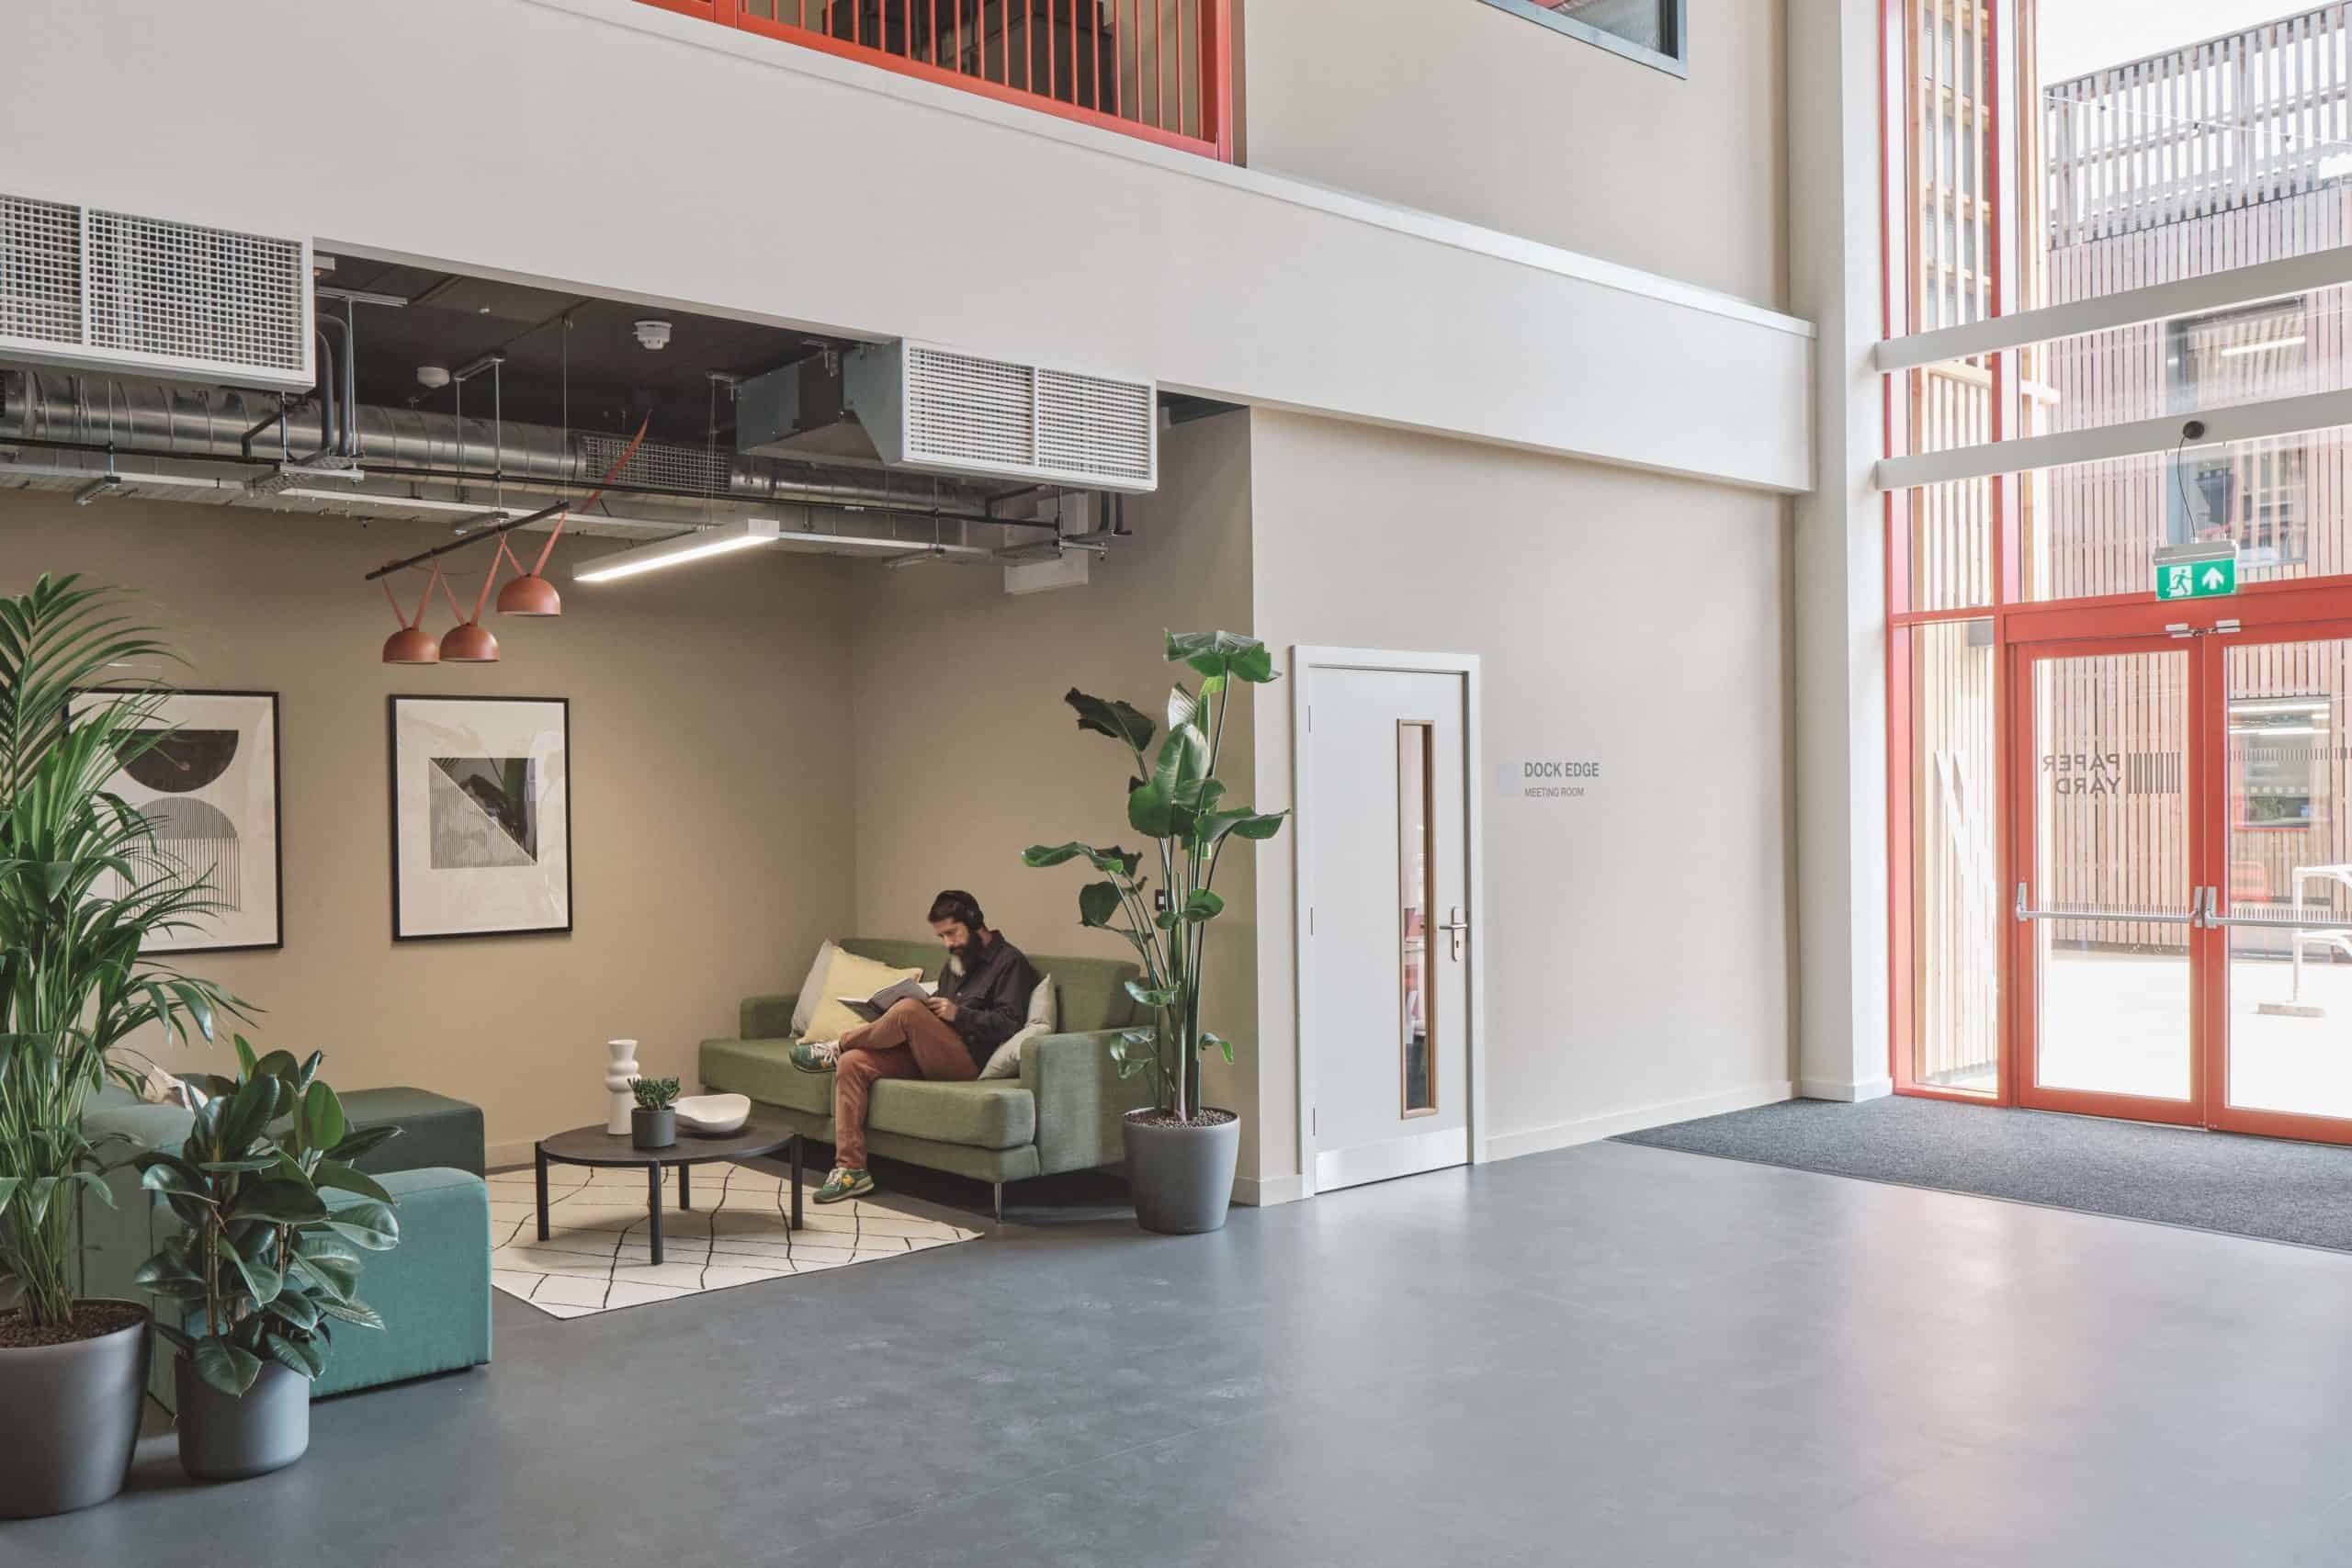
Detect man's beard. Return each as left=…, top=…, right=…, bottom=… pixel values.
left=946, top=942, right=975, bottom=975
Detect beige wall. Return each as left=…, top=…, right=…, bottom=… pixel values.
left=2, top=497, right=858, bottom=1162
left=848, top=412, right=1263, bottom=1168
left=1246, top=410, right=1795, bottom=1189
left=1240, top=0, right=1790, bottom=308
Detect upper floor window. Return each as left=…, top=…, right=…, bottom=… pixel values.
left=1476, top=0, right=1687, bottom=77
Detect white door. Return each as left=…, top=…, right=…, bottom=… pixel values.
left=1304, top=663, right=1474, bottom=1191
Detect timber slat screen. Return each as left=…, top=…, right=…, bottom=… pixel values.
left=640, top=0, right=1232, bottom=160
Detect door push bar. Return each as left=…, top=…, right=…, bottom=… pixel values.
left=2014, top=883, right=2352, bottom=931
left=2012, top=882, right=2196, bottom=925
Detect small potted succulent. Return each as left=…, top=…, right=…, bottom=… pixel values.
left=630, top=1077, right=681, bottom=1149
left=134, top=1042, right=401, bottom=1483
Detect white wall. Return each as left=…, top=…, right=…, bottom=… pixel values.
left=1248, top=410, right=1796, bottom=1195
left=0, top=0, right=1811, bottom=494
left=1243, top=0, right=1791, bottom=309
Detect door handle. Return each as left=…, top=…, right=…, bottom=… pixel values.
left=1437, top=906, right=1469, bottom=961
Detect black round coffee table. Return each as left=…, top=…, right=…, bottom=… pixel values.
left=533, top=1119, right=802, bottom=1265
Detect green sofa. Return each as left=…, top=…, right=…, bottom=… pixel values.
left=697, top=938, right=1151, bottom=1217
left=76, top=1085, right=492, bottom=1405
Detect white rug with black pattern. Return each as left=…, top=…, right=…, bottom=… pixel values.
left=486, top=1162, right=980, bottom=1319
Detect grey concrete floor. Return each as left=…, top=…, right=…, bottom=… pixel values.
left=13, top=1139, right=2352, bottom=1566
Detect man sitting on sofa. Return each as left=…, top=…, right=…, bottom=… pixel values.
left=789, top=889, right=1042, bottom=1204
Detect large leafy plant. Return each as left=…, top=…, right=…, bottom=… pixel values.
left=134, top=1043, right=401, bottom=1396
left=0, top=575, right=238, bottom=1330
left=1024, top=632, right=1285, bottom=1122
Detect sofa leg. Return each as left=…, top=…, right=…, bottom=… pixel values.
left=992, top=1181, right=1003, bottom=1224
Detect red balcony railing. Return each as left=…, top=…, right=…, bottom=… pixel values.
left=641, top=0, right=1234, bottom=161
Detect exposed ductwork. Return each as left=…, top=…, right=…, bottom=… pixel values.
left=0, top=370, right=1014, bottom=515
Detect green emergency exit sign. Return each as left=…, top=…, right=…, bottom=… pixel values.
left=2154, top=555, right=2236, bottom=602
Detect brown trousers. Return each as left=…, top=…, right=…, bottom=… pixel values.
left=832, top=998, right=977, bottom=1170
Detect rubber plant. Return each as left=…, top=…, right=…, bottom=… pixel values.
left=133, top=1043, right=401, bottom=1395
left=0, top=574, right=239, bottom=1334
left=1023, top=631, right=1286, bottom=1122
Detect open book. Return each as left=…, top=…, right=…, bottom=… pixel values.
left=837, top=976, right=934, bottom=1024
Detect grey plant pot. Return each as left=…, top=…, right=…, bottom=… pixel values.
left=175, top=1355, right=311, bottom=1483
left=1122, top=1109, right=1241, bottom=1235
left=632, top=1107, right=677, bottom=1149
left=0, top=1299, right=150, bottom=1518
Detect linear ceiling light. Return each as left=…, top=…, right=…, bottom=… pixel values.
left=571, top=518, right=782, bottom=583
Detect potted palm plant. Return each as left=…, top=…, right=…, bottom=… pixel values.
left=0, top=574, right=240, bottom=1517
left=1024, top=631, right=1285, bottom=1234
left=134, top=1042, right=400, bottom=1483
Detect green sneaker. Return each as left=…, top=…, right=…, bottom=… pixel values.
left=814, top=1168, right=874, bottom=1204
left=789, top=1040, right=840, bottom=1074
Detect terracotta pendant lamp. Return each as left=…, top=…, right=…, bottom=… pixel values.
left=494, top=536, right=562, bottom=617
left=381, top=566, right=444, bottom=665
left=358, top=416, right=643, bottom=670
left=438, top=568, right=501, bottom=663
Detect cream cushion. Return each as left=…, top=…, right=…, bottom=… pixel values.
left=800, top=948, right=927, bottom=1043
left=978, top=975, right=1058, bottom=1080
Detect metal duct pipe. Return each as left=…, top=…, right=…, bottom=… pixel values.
left=0, top=371, right=1007, bottom=513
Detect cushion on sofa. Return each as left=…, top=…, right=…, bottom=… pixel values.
left=789, top=939, right=840, bottom=1037
left=838, top=939, right=1140, bottom=1033
left=980, top=975, right=1057, bottom=1079
left=801, top=949, right=927, bottom=1043
left=869, top=1078, right=1036, bottom=1149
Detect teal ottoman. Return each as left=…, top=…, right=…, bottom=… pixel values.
left=312, top=1167, right=493, bottom=1398
left=343, top=1087, right=486, bottom=1179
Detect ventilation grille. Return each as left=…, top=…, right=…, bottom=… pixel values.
left=880, top=342, right=1155, bottom=491
left=0, top=196, right=81, bottom=345
left=581, top=433, right=733, bottom=495
left=905, top=346, right=1036, bottom=470
left=1037, top=368, right=1154, bottom=485
left=0, top=192, right=311, bottom=391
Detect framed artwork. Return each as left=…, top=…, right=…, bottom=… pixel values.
left=389, top=695, right=572, bottom=942
left=74, top=689, right=284, bottom=953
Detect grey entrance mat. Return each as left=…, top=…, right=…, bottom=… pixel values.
left=1615, top=1095, right=2352, bottom=1252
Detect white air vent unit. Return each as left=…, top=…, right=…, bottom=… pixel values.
left=844, top=341, right=1157, bottom=491
left=0, top=192, right=312, bottom=391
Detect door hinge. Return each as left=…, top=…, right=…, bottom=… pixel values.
left=1312, top=1108, right=1317, bottom=1136
left=1308, top=907, right=1316, bottom=935
left=1306, top=705, right=1314, bottom=732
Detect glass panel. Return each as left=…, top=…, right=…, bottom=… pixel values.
left=2029, top=3, right=2352, bottom=312
left=1529, top=0, right=1671, bottom=53
left=1398, top=722, right=1434, bottom=1117
left=1902, top=295, right=2350, bottom=457
left=1908, top=621, right=2000, bottom=1093
left=2032, top=649, right=2194, bottom=1100
left=2225, top=639, right=2352, bottom=1120
left=1997, top=424, right=2351, bottom=602
left=1905, top=475, right=1996, bottom=613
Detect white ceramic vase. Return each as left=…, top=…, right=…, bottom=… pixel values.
left=605, top=1039, right=639, bottom=1134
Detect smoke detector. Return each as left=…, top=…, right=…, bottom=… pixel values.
left=416, top=365, right=451, bottom=389
left=634, top=319, right=673, bottom=351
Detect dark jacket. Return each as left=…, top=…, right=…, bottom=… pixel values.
left=934, top=933, right=1041, bottom=1070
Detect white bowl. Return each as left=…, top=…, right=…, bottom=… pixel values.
left=674, top=1092, right=751, bottom=1135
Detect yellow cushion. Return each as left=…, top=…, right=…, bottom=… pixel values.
left=800, top=948, right=927, bottom=1043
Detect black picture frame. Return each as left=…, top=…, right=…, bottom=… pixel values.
left=82, top=687, right=286, bottom=955
left=388, top=694, right=574, bottom=942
